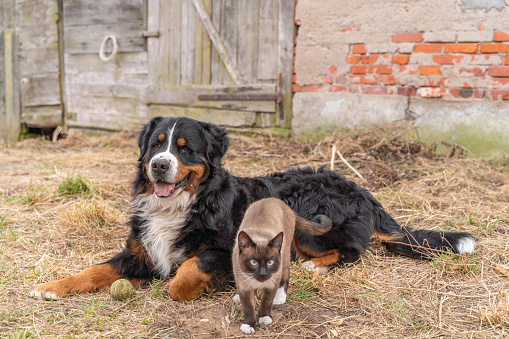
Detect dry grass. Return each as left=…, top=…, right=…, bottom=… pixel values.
left=1, top=124, right=508, bottom=338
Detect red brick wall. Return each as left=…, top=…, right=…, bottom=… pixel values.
left=293, top=30, right=509, bottom=100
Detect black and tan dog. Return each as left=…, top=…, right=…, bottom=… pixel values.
left=31, top=116, right=475, bottom=301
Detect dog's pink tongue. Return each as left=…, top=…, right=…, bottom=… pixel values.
left=154, top=182, right=175, bottom=197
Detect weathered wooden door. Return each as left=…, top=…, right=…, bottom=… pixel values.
left=1, top=0, right=63, bottom=143
left=145, top=0, right=295, bottom=129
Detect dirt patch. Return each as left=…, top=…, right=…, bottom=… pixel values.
left=1, top=123, right=508, bottom=338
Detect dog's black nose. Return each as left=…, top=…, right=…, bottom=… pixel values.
left=151, top=158, right=170, bottom=175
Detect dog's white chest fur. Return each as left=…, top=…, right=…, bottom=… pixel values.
left=134, top=191, right=194, bottom=278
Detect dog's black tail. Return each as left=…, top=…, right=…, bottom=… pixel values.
left=371, top=203, right=475, bottom=259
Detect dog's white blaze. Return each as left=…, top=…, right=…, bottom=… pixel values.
left=134, top=189, right=195, bottom=278
left=456, top=236, right=475, bottom=254
left=148, top=122, right=178, bottom=183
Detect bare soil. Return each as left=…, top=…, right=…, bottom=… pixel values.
left=1, top=124, right=508, bottom=338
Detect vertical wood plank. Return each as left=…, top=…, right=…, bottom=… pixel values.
left=237, top=0, right=259, bottom=83
left=0, top=30, right=6, bottom=142
left=194, top=0, right=204, bottom=84
left=200, top=0, right=212, bottom=84
left=147, top=0, right=160, bottom=85
left=193, top=0, right=242, bottom=85
left=258, top=0, right=278, bottom=82
left=277, top=0, right=295, bottom=127
left=1, top=0, right=21, bottom=142
left=168, top=0, right=182, bottom=85
left=218, top=0, right=237, bottom=85
left=2, top=0, right=15, bottom=28
left=158, top=0, right=171, bottom=85
left=57, top=0, right=67, bottom=131
left=210, top=0, right=221, bottom=84
left=181, top=0, right=196, bottom=85
left=2, top=29, right=21, bottom=142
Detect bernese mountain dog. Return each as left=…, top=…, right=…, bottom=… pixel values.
left=31, top=116, right=475, bottom=301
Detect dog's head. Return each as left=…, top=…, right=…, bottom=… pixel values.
left=136, top=117, right=229, bottom=198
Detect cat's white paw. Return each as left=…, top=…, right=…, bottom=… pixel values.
left=240, top=324, right=255, bottom=334
left=272, top=286, right=286, bottom=305
left=258, top=316, right=272, bottom=325
left=233, top=294, right=240, bottom=302
left=301, top=261, right=329, bottom=275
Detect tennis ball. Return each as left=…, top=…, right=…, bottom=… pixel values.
left=110, top=279, right=135, bottom=301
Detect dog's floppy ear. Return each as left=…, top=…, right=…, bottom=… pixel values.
left=138, top=117, right=164, bottom=161
left=197, top=121, right=229, bottom=167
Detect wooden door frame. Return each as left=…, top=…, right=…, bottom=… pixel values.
left=0, top=0, right=21, bottom=143
left=144, top=0, right=295, bottom=128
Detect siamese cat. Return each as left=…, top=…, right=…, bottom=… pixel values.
left=232, top=198, right=332, bottom=334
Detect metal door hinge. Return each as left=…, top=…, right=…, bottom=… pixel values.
left=142, top=31, right=160, bottom=38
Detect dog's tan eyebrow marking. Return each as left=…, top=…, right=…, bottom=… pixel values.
left=158, top=134, right=165, bottom=142
left=177, top=138, right=186, bottom=147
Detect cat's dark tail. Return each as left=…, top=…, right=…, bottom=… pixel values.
left=372, top=204, right=475, bottom=259
left=295, top=215, right=333, bottom=236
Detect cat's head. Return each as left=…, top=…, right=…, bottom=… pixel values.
left=237, top=231, right=283, bottom=282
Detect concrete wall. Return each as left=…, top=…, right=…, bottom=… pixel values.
left=292, top=0, right=509, bottom=157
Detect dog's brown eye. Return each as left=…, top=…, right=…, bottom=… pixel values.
left=153, top=143, right=160, bottom=149
left=181, top=147, right=189, bottom=153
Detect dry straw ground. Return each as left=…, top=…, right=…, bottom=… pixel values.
left=1, top=123, right=508, bottom=338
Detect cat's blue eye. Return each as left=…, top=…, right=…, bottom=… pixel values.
left=250, top=260, right=257, bottom=266
left=267, top=260, right=274, bottom=266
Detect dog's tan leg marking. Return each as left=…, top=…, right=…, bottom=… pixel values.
left=31, top=264, right=121, bottom=300
left=168, top=257, right=212, bottom=301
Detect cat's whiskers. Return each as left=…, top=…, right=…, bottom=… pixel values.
left=240, top=272, right=256, bottom=288
left=268, top=275, right=278, bottom=288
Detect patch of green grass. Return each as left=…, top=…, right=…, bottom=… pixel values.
left=42, top=161, right=63, bottom=169
left=483, top=217, right=501, bottom=236
left=149, top=281, right=164, bottom=300
left=230, top=303, right=243, bottom=322
left=6, top=327, right=38, bottom=339
left=81, top=298, right=105, bottom=317
left=383, top=297, right=409, bottom=317
left=0, top=214, right=6, bottom=229
left=430, top=252, right=479, bottom=274
left=58, top=174, right=96, bottom=197
left=287, top=279, right=318, bottom=301
left=5, top=193, right=32, bottom=205
left=5, top=183, right=52, bottom=205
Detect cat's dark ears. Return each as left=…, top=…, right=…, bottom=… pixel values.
left=269, top=232, right=284, bottom=253
left=238, top=231, right=254, bottom=252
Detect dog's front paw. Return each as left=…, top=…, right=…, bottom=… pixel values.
left=301, top=260, right=329, bottom=275
left=240, top=324, right=255, bottom=334
left=30, top=281, right=70, bottom=300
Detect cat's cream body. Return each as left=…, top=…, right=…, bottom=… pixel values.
left=232, top=198, right=331, bottom=334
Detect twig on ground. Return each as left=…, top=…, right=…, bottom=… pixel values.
left=438, top=295, right=448, bottom=329
left=330, top=144, right=336, bottom=170
left=335, top=148, right=368, bottom=184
